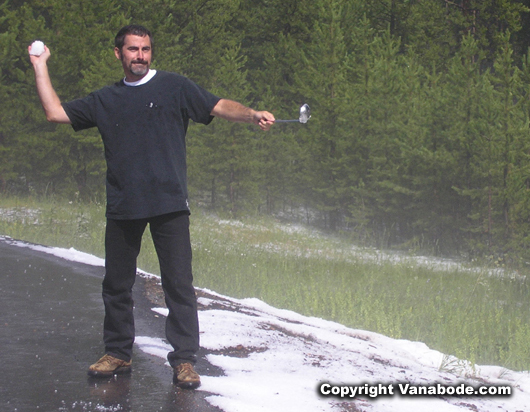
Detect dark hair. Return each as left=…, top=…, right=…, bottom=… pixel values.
left=114, top=25, right=154, bottom=55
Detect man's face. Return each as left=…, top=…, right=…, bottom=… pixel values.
left=114, top=34, right=152, bottom=82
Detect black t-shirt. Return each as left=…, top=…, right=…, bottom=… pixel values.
left=63, top=71, right=220, bottom=220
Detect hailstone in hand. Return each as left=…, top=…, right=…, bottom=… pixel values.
left=30, top=40, right=45, bottom=56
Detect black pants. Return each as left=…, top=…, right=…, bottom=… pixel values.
left=102, top=211, right=199, bottom=367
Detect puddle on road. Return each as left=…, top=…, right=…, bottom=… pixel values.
left=0, top=240, right=221, bottom=412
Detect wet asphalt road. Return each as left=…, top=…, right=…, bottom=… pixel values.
left=0, top=238, right=222, bottom=412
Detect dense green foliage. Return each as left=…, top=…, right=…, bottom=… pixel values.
left=3, top=0, right=530, bottom=263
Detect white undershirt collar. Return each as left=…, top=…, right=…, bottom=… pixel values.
left=123, top=69, right=157, bottom=86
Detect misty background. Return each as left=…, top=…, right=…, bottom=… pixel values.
left=3, top=0, right=530, bottom=266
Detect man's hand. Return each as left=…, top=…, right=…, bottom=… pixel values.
left=253, top=111, right=275, bottom=131
left=28, top=44, right=51, bottom=66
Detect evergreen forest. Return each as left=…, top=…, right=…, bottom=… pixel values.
left=3, top=0, right=530, bottom=265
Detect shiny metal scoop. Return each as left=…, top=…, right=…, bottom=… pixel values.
left=276, top=104, right=311, bottom=124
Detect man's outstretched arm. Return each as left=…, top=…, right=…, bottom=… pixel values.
left=28, top=45, right=71, bottom=124
left=211, top=99, right=275, bottom=131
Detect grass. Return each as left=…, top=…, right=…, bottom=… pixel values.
left=1, top=196, right=530, bottom=372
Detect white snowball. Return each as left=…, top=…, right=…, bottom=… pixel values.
left=29, top=40, right=45, bottom=56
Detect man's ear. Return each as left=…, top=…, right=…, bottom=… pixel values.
left=114, top=47, right=122, bottom=61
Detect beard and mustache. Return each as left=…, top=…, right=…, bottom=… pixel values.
left=129, top=59, right=149, bottom=77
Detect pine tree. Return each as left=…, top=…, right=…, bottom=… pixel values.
left=287, top=0, right=354, bottom=229
left=489, top=33, right=530, bottom=260
left=187, top=45, right=260, bottom=215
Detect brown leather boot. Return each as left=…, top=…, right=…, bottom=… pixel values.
left=87, top=354, right=132, bottom=378
left=173, top=362, right=201, bottom=389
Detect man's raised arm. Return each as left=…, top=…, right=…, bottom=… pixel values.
left=211, top=99, right=275, bottom=131
left=28, top=45, right=71, bottom=124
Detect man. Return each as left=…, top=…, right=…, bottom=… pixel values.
left=29, top=24, right=275, bottom=389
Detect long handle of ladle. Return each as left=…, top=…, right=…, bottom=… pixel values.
left=275, top=119, right=299, bottom=123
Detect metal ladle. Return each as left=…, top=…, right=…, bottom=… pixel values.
left=275, top=104, right=311, bottom=124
